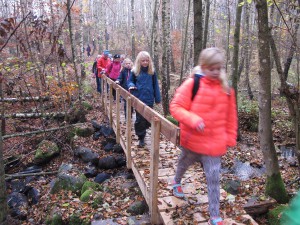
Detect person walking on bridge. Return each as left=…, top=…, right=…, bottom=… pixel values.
left=170, top=47, right=237, bottom=225
left=97, top=50, right=111, bottom=94
left=128, top=51, right=161, bottom=147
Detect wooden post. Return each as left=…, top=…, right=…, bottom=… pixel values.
left=126, top=97, right=132, bottom=169
left=103, top=77, right=107, bottom=115
left=116, top=88, right=120, bottom=144
left=101, top=76, right=104, bottom=108
left=109, top=82, right=113, bottom=128
left=149, top=117, right=161, bottom=224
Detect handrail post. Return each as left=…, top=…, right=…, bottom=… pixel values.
left=116, top=88, right=120, bottom=144
left=101, top=76, right=104, bottom=108
left=126, top=97, right=132, bottom=169
left=108, top=81, right=113, bottom=128
left=103, top=77, right=107, bottom=115
left=149, top=116, right=161, bottom=224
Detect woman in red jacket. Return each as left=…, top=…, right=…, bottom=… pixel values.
left=170, top=47, right=237, bottom=225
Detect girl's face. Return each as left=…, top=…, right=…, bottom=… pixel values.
left=124, top=61, right=132, bottom=69
left=202, top=63, right=222, bottom=79
left=140, top=56, right=150, bottom=67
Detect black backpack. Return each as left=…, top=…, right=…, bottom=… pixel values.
left=191, top=75, right=202, bottom=100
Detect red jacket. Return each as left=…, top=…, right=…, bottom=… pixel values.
left=170, top=76, right=237, bottom=156
left=97, top=56, right=111, bottom=77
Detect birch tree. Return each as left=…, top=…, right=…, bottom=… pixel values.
left=254, top=0, right=288, bottom=203
left=194, top=0, right=203, bottom=64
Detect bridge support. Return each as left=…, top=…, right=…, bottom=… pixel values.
left=149, top=117, right=162, bottom=224
left=126, top=97, right=132, bottom=169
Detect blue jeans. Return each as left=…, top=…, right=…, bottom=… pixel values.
left=96, top=76, right=101, bottom=93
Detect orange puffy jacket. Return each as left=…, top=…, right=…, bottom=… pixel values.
left=170, top=76, right=237, bottom=156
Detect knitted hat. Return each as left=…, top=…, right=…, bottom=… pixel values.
left=103, top=50, right=110, bottom=55
left=114, top=54, right=121, bottom=59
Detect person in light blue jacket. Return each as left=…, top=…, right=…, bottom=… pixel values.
left=128, top=51, right=161, bottom=147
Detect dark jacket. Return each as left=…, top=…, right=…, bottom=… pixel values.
left=128, top=66, right=161, bottom=107
left=116, top=68, right=132, bottom=90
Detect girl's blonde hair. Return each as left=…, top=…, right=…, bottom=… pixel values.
left=121, top=58, right=133, bottom=72
left=132, top=51, right=155, bottom=75
left=193, top=47, right=230, bottom=93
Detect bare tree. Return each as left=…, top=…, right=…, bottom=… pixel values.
left=131, top=0, right=136, bottom=59
left=202, top=0, right=210, bottom=49
left=193, top=0, right=203, bottom=65
left=255, top=0, right=288, bottom=203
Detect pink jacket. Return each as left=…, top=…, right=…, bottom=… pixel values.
left=170, top=76, right=237, bottom=156
left=106, top=61, right=121, bottom=80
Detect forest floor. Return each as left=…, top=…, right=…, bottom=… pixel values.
left=3, top=58, right=299, bottom=225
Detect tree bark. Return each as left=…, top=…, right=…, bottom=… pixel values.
left=131, top=0, right=136, bottom=59
left=202, top=0, right=210, bottom=49
left=193, top=0, right=203, bottom=65
left=231, top=0, right=243, bottom=98
left=161, top=0, right=170, bottom=116
left=255, top=0, right=288, bottom=204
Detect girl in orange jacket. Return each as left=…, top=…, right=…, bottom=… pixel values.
left=170, top=47, right=237, bottom=225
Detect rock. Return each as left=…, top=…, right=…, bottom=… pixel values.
left=46, top=213, right=63, bottom=225
left=115, top=155, right=126, bottom=167
left=34, top=140, right=60, bottom=165
left=100, top=125, right=114, bottom=137
left=223, top=180, right=241, bottom=195
left=80, top=189, right=94, bottom=202
left=50, top=174, right=87, bottom=194
left=98, top=156, right=117, bottom=169
left=81, top=181, right=103, bottom=195
left=58, top=163, right=73, bottom=173
left=127, top=200, right=148, bottom=215
left=26, top=187, right=39, bottom=205
left=84, top=164, right=98, bottom=178
left=7, top=192, right=28, bottom=220
left=74, top=146, right=99, bottom=164
left=93, top=131, right=102, bottom=140
left=104, top=142, right=115, bottom=152
left=74, top=125, right=94, bottom=137
left=66, top=103, right=87, bottom=124
left=94, top=173, right=111, bottom=184
left=113, top=144, right=123, bottom=153
left=9, top=179, right=28, bottom=193
left=91, top=120, right=102, bottom=131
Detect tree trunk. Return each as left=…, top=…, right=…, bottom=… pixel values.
left=131, top=0, right=136, bottom=60
left=180, top=0, right=191, bottom=84
left=231, top=0, right=243, bottom=98
left=161, top=0, right=170, bottom=116
left=255, top=0, right=288, bottom=204
left=0, top=71, right=7, bottom=224
left=151, top=0, right=159, bottom=72
left=244, top=0, right=253, bottom=100
left=67, top=0, right=82, bottom=104
left=193, top=0, right=202, bottom=65
left=79, top=0, right=85, bottom=78
left=202, top=0, right=210, bottom=49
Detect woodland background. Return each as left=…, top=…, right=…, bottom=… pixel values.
left=0, top=0, right=300, bottom=224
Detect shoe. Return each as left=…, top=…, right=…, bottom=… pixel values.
left=138, top=139, right=145, bottom=147
left=208, top=217, right=223, bottom=225
left=172, top=181, right=185, bottom=198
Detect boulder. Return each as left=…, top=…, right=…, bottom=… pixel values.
left=34, top=140, right=59, bottom=165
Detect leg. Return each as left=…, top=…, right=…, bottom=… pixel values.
left=174, top=147, right=198, bottom=183
left=134, top=111, right=150, bottom=145
left=200, top=155, right=221, bottom=218
left=96, top=75, right=101, bottom=93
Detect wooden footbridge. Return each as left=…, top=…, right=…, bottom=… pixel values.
left=98, top=75, right=258, bottom=225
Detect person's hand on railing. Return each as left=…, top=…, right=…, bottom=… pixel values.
left=115, top=80, right=120, bottom=84
left=128, top=86, right=137, bottom=90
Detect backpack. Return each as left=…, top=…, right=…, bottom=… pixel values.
left=191, top=75, right=203, bottom=100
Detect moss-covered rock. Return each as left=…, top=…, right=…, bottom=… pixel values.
left=74, top=125, right=94, bottom=137
left=80, top=189, right=94, bottom=202
left=268, top=205, right=287, bottom=225
left=166, top=115, right=178, bottom=126
left=34, top=140, right=59, bottom=165
left=81, top=181, right=102, bottom=195
left=50, top=174, right=87, bottom=194
left=45, top=213, right=63, bottom=225
left=265, top=173, right=289, bottom=204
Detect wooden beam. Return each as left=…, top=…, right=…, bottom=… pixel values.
left=126, top=97, right=132, bottom=169
left=116, top=88, right=120, bottom=144
left=109, top=82, right=113, bottom=128
left=149, top=117, right=162, bottom=225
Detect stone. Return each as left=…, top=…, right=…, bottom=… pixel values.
left=94, top=173, right=111, bottom=184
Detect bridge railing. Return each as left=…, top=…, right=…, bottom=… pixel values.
left=101, top=75, right=180, bottom=224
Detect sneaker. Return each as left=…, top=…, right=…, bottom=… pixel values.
left=138, top=139, right=145, bottom=147
left=208, top=217, right=223, bottom=225
left=172, top=181, right=185, bottom=199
